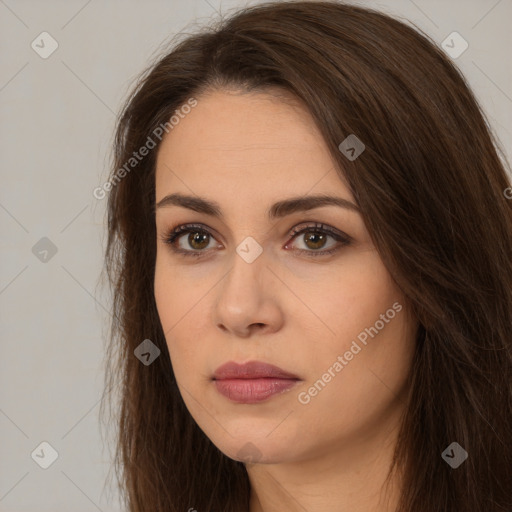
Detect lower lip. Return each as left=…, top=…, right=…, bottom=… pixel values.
left=213, top=378, right=299, bottom=403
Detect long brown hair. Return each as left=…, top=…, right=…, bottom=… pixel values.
left=99, top=2, right=512, bottom=511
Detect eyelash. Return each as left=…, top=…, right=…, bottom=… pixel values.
left=158, top=222, right=352, bottom=259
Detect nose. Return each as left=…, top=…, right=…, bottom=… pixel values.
left=212, top=248, right=285, bottom=338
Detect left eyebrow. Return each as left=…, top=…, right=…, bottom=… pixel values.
left=155, top=192, right=360, bottom=220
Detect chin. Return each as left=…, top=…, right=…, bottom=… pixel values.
left=224, top=439, right=294, bottom=465
left=205, top=425, right=300, bottom=465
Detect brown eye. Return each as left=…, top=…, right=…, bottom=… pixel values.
left=161, top=222, right=352, bottom=259
left=161, top=224, right=218, bottom=257
left=302, top=231, right=329, bottom=250
left=286, top=223, right=352, bottom=256
left=187, top=231, right=210, bottom=250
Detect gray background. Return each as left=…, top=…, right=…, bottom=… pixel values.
left=1, top=0, right=510, bottom=510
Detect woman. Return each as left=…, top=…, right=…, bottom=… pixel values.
left=100, top=1, right=512, bottom=511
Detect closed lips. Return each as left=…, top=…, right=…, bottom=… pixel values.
left=212, top=361, right=302, bottom=404
left=212, top=360, right=301, bottom=380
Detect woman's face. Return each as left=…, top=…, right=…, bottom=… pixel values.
left=154, top=88, right=417, bottom=464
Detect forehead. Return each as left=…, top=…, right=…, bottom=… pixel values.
left=155, top=88, right=352, bottom=206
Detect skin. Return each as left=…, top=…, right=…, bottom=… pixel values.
left=154, top=88, right=418, bottom=512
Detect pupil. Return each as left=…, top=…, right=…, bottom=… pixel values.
left=190, top=232, right=209, bottom=249
left=306, top=232, right=325, bottom=249
left=186, top=231, right=327, bottom=251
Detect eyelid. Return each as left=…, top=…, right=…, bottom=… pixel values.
left=159, top=221, right=352, bottom=257
left=284, top=222, right=352, bottom=255
left=287, top=222, right=350, bottom=242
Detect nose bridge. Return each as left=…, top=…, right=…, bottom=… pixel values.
left=221, top=239, right=267, bottom=309
left=213, top=239, right=281, bottom=334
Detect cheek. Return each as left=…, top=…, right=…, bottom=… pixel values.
left=154, top=258, right=178, bottom=333
left=295, top=261, right=414, bottom=441
left=299, top=251, right=414, bottom=396
left=298, top=249, right=399, bottom=347
left=153, top=258, right=205, bottom=373
left=154, top=252, right=207, bottom=328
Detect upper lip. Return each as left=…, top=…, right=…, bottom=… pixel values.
left=212, top=361, right=300, bottom=380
